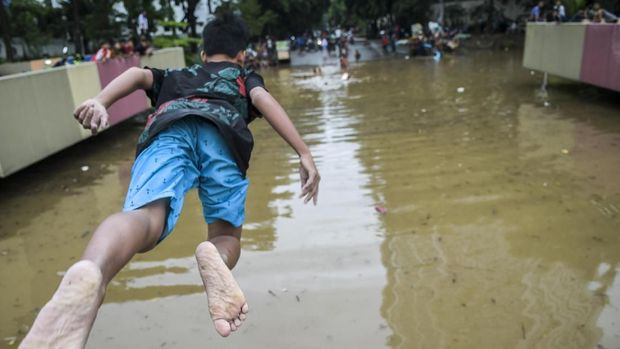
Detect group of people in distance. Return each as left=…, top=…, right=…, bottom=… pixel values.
left=92, top=36, right=154, bottom=63
left=530, top=0, right=618, bottom=23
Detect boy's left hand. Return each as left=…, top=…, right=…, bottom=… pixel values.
left=299, top=154, right=320, bottom=205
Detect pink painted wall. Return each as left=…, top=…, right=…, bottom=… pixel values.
left=580, top=24, right=620, bottom=92
left=96, top=55, right=149, bottom=125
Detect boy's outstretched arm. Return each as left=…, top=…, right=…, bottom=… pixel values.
left=73, top=67, right=153, bottom=134
left=250, top=87, right=321, bottom=205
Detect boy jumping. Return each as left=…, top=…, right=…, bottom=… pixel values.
left=20, top=13, right=320, bottom=348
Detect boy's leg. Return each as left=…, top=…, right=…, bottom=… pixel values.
left=81, top=199, right=167, bottom=284
left=194, top=119, right=249, bottom=337
left=207, top=220, right=242, bottom=269
left=19, top=200, right=167, bottom=349
left=195, top=221, right=247, bottom=337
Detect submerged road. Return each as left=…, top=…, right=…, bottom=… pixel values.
left=1, top=50, right=620, bottom=349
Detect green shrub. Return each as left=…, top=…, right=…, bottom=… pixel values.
left=153, top=35, right=201, bottom=49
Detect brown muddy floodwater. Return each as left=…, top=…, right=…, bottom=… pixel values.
left=1, top=50, right=620, bottom=349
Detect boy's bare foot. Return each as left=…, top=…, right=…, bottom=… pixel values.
left=19, top=260, right=104, bottom=349
left=195, top=241, right=248, bottom=337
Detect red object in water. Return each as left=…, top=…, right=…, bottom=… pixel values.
left=375, top=206, right=387, bottom=214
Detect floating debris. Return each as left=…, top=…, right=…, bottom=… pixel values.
left=457, top=87, right=465, bottom=93
left=374, top=206, right=387, bottom=214
left=561, top=149, right=569, bottom=154
left=268, top=289, right=277, bottom=297
left=80, top=166, right=89, bottom=172
left=3, top=337, right=16, bottom=346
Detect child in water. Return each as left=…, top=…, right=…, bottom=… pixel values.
left=20, top=13, right=320, bottom=348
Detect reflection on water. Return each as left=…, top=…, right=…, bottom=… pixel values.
left=342, top=52, right=620, bottom=348
left=1, top=50, right=620, bottom=348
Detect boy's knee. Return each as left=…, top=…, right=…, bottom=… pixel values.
left=102, top=203, right=167, bottom=249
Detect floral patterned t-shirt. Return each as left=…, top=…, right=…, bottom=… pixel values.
left=139, top=61, right=265, bottom=176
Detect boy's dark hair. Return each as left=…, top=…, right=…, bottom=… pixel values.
left=202, top=13, right=249, bottom=57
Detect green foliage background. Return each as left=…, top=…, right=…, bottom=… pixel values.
left=3, top=0, right=616, bottom=61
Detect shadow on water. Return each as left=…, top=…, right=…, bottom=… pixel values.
left=0, top=121, right=141, bottom=239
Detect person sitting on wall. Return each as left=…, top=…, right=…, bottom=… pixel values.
left=110, top=40, right=124, bottom=58
left=553, top=0, right=567, bottom=21
left=92, top=41, right=111, bottom=62
left=589, top=2, right=619, bottom=22
left=530, top=1, right=545, bottom=22
left=135, top=36, right=154, bottom=56
left=122, top=38, right=135, bottom=56
left=570, top=9, right=587, bottom=22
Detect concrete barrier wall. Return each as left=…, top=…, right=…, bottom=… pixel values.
left=580, top=24, right=620, bottom=91
left=141, top=47, right=186, bottom=69
left=0, top=68, right=88, bottom=177
left=523, top=23, right=586, bottom=81
left=523, top=22, right=620, bottom=92
left=0, top=58, right=62, bottom=76
left=0, top=47, right=185, bottom=177
left=0, top=61, right=35, bottom=76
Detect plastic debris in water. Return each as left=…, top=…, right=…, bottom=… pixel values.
left=375, top=206, right=388, bottom=214
left=561, top=149, right=569, bottom=154
left=341, top=73, right=349, bottom=80
left=405, top=55, right=410, bottom=60
left=530, top=71, right=535, bottom=75
left=81, top=166, right=89, bottom=172
left=421, top=108, right=427, bottom=113
left=543, top=101, right=550, bottom=107
left=457, top=87, right=465, bottom=93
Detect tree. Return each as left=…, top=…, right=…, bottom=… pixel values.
left=71, top=0, right=83, bottom=54
left=0, top=0, right=14, bottom=61
left=121, top=0, right=158, bottom=39
left=83, top=0, right=123, bottom=43
left=328, top=0, right=347, bottom=26
left=6, top=0, right=66, bottom=58
left=392, top=0, right=433, bottom=26
left=236, top=0, right=276, bottom=37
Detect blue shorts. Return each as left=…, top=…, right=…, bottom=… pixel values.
left=123, top=117, right=249, bottom=242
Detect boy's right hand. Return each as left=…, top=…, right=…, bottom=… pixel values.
left=73, top=98, right=109, bottom=135
left=299, top=153, right=320, bottom=205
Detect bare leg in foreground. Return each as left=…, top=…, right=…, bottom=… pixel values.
left=195, top=220, right=248, bottom=337
left=19, top=200, right=167, bottom=349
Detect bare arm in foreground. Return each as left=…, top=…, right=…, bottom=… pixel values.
left=250, top=86, right=321, bottom=204
left=73, top=67, right=153, bottom=134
